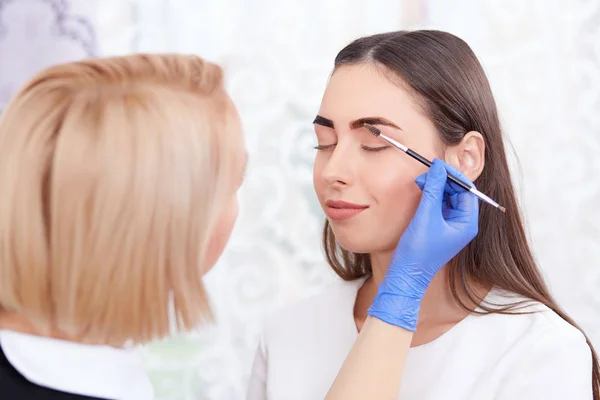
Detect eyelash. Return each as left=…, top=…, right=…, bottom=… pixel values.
left=362, top=146, right=390, bottom=152
left=313, top=144, right=390, bottom=152
left=313, top=144, right=335, bottom=150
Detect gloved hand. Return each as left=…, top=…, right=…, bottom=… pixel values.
left=367, top=158, right=480, bottom=331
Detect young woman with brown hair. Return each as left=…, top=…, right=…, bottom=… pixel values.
left=248, top=30, right=598, bottom=400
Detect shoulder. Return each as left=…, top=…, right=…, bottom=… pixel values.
left=483, top=291, right=594, bottom=398
left=0, top=340, right=105, bottom=400
left=517, top=300, right=590, bottom=364
left=485, top=289, right=586, bottom=339
left=518, top=304, right=590, bottom=362
left=0, top=330, right=151, bottom=400
left=475, top=289, right=591, bottom=362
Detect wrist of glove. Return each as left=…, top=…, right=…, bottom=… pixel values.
left=367, top=288, right=424, bottom=332
left=368, top=260, right=439, bottom=331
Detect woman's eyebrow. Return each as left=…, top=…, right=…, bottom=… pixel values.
left=349, top=117, right=403, bottom=131
left=313, top=115, right=403, bottom=131
left=313, top=115, right=334, bottom=128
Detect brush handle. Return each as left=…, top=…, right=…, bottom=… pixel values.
left=380, top=130, right=503, bottom=210
left=406, top=149, right=472, bottom=191
left=406, top=149, right=432, bottom=168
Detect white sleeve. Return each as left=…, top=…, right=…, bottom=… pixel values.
left=496, top=329, right=593, bottom=399
left=246, top=334, right=268, bottom=400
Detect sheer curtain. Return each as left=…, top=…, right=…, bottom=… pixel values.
left=1, top=1, right=598, bottom=399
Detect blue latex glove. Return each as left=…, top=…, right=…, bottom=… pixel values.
left=367, top=158, right=479, bottom=331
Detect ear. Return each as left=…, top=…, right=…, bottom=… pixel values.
left=443, top=131, right=485, bottom=182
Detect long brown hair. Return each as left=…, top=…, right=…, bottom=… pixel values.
left=323, top=30, right=599, bottom=397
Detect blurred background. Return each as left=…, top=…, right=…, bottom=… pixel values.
left=1, top=0, right=599, bottom=399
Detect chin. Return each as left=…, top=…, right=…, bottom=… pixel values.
left=331, top=230, right=383, bottom=254
left=329, top=224, right=403, bottom=255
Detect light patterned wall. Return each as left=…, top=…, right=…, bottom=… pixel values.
left=0, top=0, right=96, bottom=110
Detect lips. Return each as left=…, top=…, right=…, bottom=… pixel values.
left=325, top=200, right=369, bottom=221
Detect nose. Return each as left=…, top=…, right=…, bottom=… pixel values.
left=321, top=144, right=354, bottom=188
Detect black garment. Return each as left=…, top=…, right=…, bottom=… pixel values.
left=0, top=343, right=110, bottom=400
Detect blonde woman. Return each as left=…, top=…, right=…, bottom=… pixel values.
left=0, top=53, right=477, bottom=400
left=0, top=54, right=246, bottom=399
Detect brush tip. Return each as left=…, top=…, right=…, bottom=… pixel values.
left=498, top=206, right=506, bottom=213
left=363, top=123, right=381, bottom=137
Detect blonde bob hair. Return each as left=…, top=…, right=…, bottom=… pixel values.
left=0, top=54, right=241, bottom=346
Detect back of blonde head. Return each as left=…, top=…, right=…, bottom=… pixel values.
left=0, top=54, right=239, bottom=346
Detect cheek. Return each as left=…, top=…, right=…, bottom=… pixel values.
left=368, top=160, right=425, bottom=248
left=379, top=174, right=421, bottom=212
left=366, top=153, right=425, bottom=199
left=312, top=155, right=326, bottom=200
left=375, top=167, right=420, bottom=198
left=204, top=197, right=239, bottom=273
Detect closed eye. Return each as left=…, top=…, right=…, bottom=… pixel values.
left=361, top=145, right=390, bottom=152
left=314, top=144, right=337, bottom=150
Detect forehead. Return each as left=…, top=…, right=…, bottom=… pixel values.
left=320, top=63, right=419, bottom=120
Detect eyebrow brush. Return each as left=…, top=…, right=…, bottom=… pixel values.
left=364, top=123, right=506, bottom=213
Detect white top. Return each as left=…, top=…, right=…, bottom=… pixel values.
left=247, top=279, right=593, bottom=400
left=0, top=329, right=154, bottom=399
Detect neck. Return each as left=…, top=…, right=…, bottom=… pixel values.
left=0, top=311, right=88, bottom=344
left=0, top=312, right=41, bottom=335
left=368, top=251, right=459, bottom=325
left=354, top=251, right=490, bottom=344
